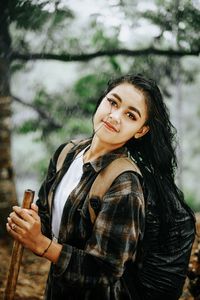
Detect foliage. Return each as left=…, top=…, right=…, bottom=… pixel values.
left=185, top=192, right=200, bottom=213
left=72, top=73, right=111, bottom=113
left=142, top=0, right=200, bottom=50
left=8, top=0, right=49, bottom=30
left=3, top=0, right=199, bottom=211
left=18, top=119, right=39, bottom=133
left=8, top=0, right=74, bottom=55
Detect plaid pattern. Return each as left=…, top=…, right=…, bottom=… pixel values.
left=36, top=138, right=145, bottom=299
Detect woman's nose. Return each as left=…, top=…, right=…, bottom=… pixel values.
left=109, top=110, right=121, bottom=124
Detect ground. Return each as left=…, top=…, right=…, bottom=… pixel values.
left=0, top=240, right=50, bottom=300
left=0, top=214, right=199, bottom=300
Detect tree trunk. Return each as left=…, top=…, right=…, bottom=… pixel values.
left=0, top=1, right=17, bottom=238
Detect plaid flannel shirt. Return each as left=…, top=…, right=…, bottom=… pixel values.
left=36, top=138, right=145, bottom=299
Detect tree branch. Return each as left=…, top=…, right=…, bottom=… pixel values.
left=10, top=47, right=200, bottom=62
left=12, top=95, right=62, bottom=129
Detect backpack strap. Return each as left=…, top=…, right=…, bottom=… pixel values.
left=56, top=142, right=75, bottom=172
left=56, top=139, right=84, bottom=172
left=88, top=157, right=142, bottom=224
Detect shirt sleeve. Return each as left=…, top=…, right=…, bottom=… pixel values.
left=52, top=171, right=145, bottom=287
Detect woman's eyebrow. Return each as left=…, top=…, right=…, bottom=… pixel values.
left=111, top=93, right=141, bottom=118
left=110, top=93, right=123, bottom=103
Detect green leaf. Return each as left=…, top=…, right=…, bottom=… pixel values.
left=17, top=119, right=39, bottom=134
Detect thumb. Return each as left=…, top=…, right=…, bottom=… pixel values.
left=31, top=203, right=39, bottom=214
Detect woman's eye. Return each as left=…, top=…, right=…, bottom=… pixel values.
left=127, top=112, right=136, bottom=120
left=107, top=97, right=118, bottom=107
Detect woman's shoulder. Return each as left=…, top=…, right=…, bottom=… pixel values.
left=51, top=141, right=71, bottom=163
left=113, top=155, right=143, bottom=188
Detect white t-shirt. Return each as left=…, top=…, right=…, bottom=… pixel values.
left=51, top=147, right=86, bottom=239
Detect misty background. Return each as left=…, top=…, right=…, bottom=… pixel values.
left=1, top=0, right=200, bottom=213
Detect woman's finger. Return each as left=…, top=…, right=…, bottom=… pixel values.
left=27, top=207, right=40, bottom=221
left=9, top=212, right=27, bottom=229
left=6, top=222, right=20, bottom=239
left=13, top=206, right=34, bottom=222
left=7, top=217, right=24, bottom=235
left=13, top=206, right=40, bottom=222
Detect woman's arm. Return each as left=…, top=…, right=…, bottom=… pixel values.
left=6, top=142, right=70, bottom=257
left=7, top=172, right=145, bottom=287
left=7, top=203, right=63, bottom=260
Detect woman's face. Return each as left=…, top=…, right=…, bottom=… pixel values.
left=93, top=82, right=149, bottom=148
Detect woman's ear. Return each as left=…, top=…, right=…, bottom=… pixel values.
left=134, top=125, right=150, bottom=139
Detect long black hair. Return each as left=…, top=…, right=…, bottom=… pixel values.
left=94, top=74, right=195, bottom=239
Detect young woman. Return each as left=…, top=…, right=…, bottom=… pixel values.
left=7, top=74, right=195, bottom=300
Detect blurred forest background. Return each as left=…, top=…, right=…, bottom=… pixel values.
left=0, top=0, right=200, bottom=299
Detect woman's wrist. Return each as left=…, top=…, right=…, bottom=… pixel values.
left=36, top=239, right=53, bottom=257
left=42, top=240, right=63, bottom=263
left=34, top=235, right=63, bottom=263
left=34, top=235, right=51, bottom=256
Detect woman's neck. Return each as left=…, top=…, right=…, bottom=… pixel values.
left=83, top=135, right=124, bottom=163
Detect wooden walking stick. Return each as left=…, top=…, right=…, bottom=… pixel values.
left=4, top=189, right=35, bottom=300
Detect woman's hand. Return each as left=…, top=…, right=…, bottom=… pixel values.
left=6, top=203, right=49, bottom=256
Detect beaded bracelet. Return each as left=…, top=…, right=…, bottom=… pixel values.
left=37, top=239, right=53, bottom=257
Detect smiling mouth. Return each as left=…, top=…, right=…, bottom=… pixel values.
left=103, top=121, right=118, bottom=132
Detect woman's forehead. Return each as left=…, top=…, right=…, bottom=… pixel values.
left=107, top=83, right=145, bottom=104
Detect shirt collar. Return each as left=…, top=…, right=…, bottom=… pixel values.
left=72, top=138, right=129, bottom=173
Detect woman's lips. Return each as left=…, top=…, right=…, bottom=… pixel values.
left=103, top=120, right=118, bottom=132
